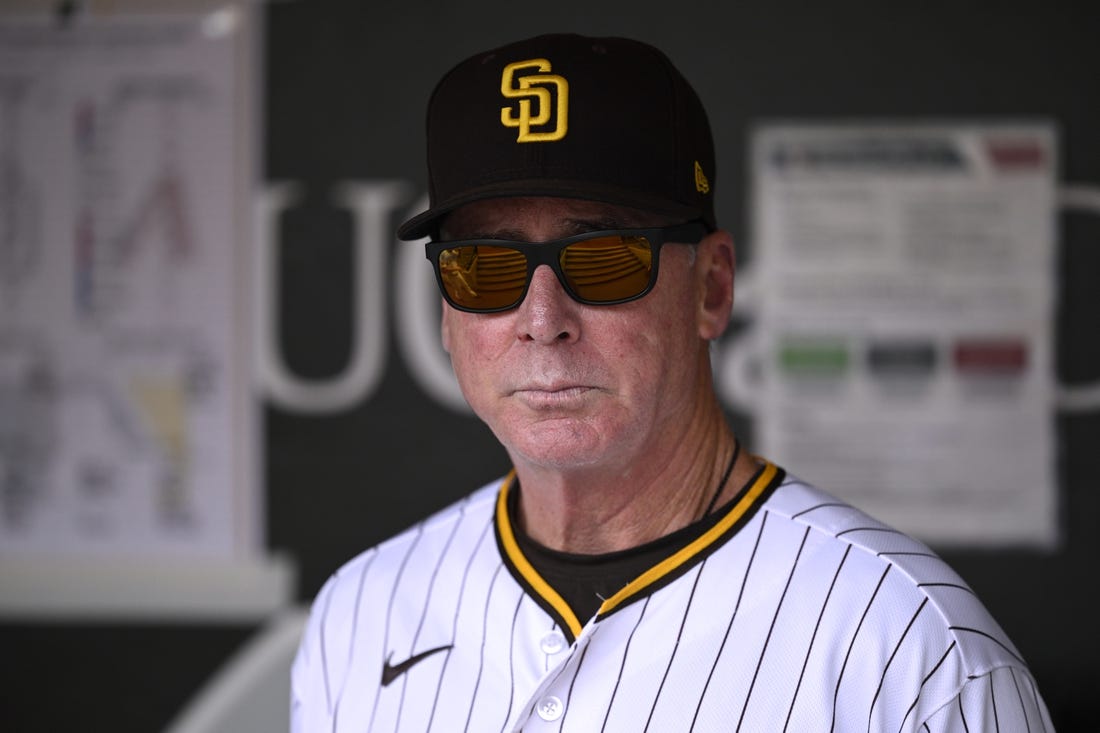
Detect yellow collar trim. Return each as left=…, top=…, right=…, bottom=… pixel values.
left=495, top=460, right=778, bottom=639
left=596, top=460, right=778, bottom=616
left=495, top=472, right=584, bottom=638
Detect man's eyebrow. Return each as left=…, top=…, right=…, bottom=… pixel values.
left=446, top=217, right=638, bottom=241
left=561, top=216, right=636, bottom=234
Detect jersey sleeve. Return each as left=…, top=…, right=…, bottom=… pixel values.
left=290, top=575, right=338, bottom=733
left=919, top=665, right=1055, bottom=732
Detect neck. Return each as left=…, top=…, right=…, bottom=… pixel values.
left=511, top=408, right=751, bottom=554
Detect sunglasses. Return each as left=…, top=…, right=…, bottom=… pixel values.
left=425, top=221, right=708, bottom=313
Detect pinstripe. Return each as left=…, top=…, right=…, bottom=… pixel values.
left=916, top=581, right=976, bottom=597
left=516, top=675, right=544, bottom=723
left=499, top=590, right=524, bottom=733
left=331, top=549, right=378, bottom=728
left=897, top=641, right=953, bottom=733
left=868, top=597, right=928, bottom=728
left=837, top=525, right=908, bottom=541
left=830, top=564, right=892, bottom=733
left=1024, top=672, right=1048, bottom=733
left=1034, top=678, right=1048, bottom=733
left=736, top=522, right=810, bottom=733
left=950, top=626, right=1027, bottom=666
left=783, top=544, right=852, bottom=733
left=1008, top=667, right=1031, bottom=733
left=315, top=576, right=337, bottom=715
left=346, top=550, right=378, bottom=674
left=600, top=597, right=650, bottom=733
left=394, top=504, right=466, bottom=730
left=991, top=668, right=1001, bottom=733
left=462, top=564, right=505, bottom=733
left=557, top=633, right=593, bottom=731
left=791, top=500, right=850, bottom=519
left=366, top=523, right=425, bottom=733
left=959, top=692, right=970, bottom=732
left=643, top=562, right=707, bottom=732
left=690, top=510, right=769, bottom=729
left=425, top=515, right=493, bottom=731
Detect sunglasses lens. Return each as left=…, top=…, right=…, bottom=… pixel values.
left=437, top=245, right=528, bottom=311
left=560, top=235, right=654, bottom=303
left=435, top=234, right=659, bottom=312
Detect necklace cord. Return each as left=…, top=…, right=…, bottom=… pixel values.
left=703, top=438, right=741, bottom=517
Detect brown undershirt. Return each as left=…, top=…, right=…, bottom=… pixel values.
left=508, top=480, right=743, bottom=623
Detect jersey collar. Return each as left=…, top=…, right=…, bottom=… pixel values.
left=493, top=460, right=784, bottom=641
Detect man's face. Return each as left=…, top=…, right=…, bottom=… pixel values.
left=439, top=196, right=729, bottom=474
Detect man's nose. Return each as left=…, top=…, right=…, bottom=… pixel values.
left=514, top=265, right=581, bottom=344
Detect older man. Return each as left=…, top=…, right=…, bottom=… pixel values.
left=292, top=34, right=1053, bottom=732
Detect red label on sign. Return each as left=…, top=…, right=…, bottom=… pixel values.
left=953, top=339, right=1028, bottom=374
left=986, top=139, right=1045, bottom=170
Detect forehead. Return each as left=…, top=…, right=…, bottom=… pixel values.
left=441, top=196, right=671, bottom=240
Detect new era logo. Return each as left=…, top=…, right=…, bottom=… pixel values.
left=694, top=160, right=710, bottom=194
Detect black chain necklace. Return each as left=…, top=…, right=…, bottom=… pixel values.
left=702, top=438, right=741, bottom=517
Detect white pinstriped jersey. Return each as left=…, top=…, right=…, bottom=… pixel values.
left=291, top=461, right=1054, bottom=732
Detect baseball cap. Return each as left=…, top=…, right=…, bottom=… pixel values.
left=397, top=33, right=717, bottom=241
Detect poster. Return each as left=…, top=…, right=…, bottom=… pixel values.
left=0, top=10, right=257, bottom=560
left=750, top=122, right=1058, bottom=547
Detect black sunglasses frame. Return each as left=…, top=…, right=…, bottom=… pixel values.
left=424, top=221, right=709, bottom=314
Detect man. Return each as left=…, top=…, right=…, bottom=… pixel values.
left=291, top=33, right=1053, bottom=732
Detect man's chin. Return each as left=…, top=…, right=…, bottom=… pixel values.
left=499, top=418, right=622, bottom=471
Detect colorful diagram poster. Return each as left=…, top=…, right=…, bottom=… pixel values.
left=750, top=122, right=1058, bottom=548
left=0, top=11, right=257, bottom=559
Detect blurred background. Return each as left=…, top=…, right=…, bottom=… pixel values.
left=0, top=0, right=1097, bottom=731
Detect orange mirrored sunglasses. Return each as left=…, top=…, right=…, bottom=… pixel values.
left=425, top=222, right=708, bottom=313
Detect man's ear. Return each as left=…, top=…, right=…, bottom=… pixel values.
left=695, top=229, right=736, bottom=341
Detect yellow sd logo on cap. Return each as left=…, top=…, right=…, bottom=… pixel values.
left=500, top=59, right=568, bottom=143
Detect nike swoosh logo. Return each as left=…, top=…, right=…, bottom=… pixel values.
left=381, top=645, right=453, bottom=686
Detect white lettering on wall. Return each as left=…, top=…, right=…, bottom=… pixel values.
left=256, top=181, right=469, bottom=415
left=393, top=192, right=471, bottom=413
left=257, top=181, right=399, bottom=412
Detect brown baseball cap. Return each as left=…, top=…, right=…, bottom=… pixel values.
left=397, top=33, right=717, bottom=240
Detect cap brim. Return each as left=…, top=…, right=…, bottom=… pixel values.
left=397, top=178, right=711, bottom=241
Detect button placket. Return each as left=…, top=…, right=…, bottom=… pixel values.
left=517, top=625, right=596, bottom=730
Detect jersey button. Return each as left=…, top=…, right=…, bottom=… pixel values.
left=540, top=631, right=566, bottom=655
left=536, top=695, right=564, bottom=721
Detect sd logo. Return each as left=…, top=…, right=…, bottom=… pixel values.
left=500, top=58, right=568, bottom=143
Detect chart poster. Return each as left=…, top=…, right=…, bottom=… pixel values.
left=750, top=122, right=1058, bottom=548
left=0, top=11, right=257, bottom=558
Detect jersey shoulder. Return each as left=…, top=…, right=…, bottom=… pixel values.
left=321, top=475, right=502, bottom=598
left=763, top=471, right=1025, bottom=673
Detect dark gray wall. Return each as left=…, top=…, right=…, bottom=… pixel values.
left=5, top=1, right=1098, bottom=730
